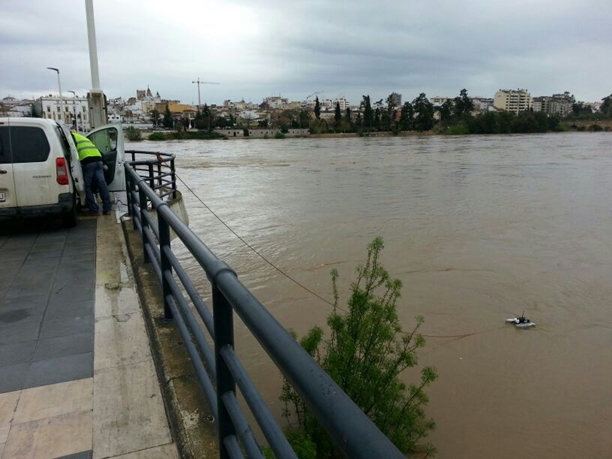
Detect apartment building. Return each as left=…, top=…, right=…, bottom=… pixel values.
left=532, top=94, right=573, bottom=117
left=493, top=89, right=532, bottom=113
left=263, top=96, right=288, bottom=109
left=38, top=96, right=90, bottom=131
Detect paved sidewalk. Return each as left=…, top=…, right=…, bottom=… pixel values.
left=0, top=216, right=178, bottom=459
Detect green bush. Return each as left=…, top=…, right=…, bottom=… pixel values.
left=279, top=238, right=437, bottom=458
left=588, top=124, right=603, bottom=132
left=446, top=124, right=469, bottom=135
left=148, top=132, right=167, bottom=141
left=124, top=126, right=142, bottom=141
left=274, top=132, right=285, bottom=139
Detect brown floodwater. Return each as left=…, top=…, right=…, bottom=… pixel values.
left=130, top=133, right=612, bottom=458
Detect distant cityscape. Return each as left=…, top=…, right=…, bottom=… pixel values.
left=0, top=87, right=607, bottom=132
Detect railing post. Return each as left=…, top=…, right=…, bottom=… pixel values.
left=171, top=158, right=177, bottom=200
left=139, top=184, right=150, bottom=263
left=213, top=284, right=236, bottom=459
left=148, top=163, right=155, bottom=193
left=158, top=207, right=173, bottom=321
left=157, top=161, right=162, bottom=188
left=130, top=173, right=137, bottom=231
left=125, top=168, right=133, bottom=217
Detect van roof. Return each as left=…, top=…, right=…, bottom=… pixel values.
left=0, top=118, right=60, bottom=128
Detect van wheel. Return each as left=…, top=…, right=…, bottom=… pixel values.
left=62, top=194, right=78, bottom=228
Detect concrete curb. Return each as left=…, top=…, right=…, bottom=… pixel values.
left=121, top=218, right=219, bottom=459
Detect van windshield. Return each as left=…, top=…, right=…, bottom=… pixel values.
left=9, top=127, right=51, bottom=163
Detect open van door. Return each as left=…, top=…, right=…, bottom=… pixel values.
left=87, top=124, right=125, bottom=191
left=57, top=123, right=85, bottom=206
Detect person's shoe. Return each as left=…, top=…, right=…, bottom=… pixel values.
left=103, top=211, right=112, bottom=215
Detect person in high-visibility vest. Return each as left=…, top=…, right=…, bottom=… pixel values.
left=72, top=131, right=112, bottom=215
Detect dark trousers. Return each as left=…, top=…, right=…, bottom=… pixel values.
left=82, top=161, right=111, bottom=213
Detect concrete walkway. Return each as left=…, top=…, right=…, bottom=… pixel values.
left=0, top=215, right=178, bottom=459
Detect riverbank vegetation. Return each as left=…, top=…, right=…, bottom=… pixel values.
left=148, top=130, right=226, bottom=141
left=141, top=93, right=611, bottom=141
left=266, top=238, right=437, bottom=458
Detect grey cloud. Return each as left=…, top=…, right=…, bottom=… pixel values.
left=1, top=0, right=611, bottom=103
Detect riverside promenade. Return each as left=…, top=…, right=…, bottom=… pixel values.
left=0, top=214, right=178, bottom=459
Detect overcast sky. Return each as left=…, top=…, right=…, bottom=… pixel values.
left=1, top=0, right=610, bottom=105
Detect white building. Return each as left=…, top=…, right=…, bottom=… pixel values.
left=429, top=96, right=451, bottom=106
left=263, top=96, right=288, bottom=109
left=39, top=96, right=90, bottom=132
left=472, top=97, right=495, bottom=112
left=334, top=98, right=349, bottom=111
left=493, top=89, right=532, bottom=113
left=532, top=94, right=573, bottom=117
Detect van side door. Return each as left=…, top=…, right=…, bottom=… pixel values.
left=87, top=124, right=125, bottom=191
left=0, top=124, right=16, bottom=209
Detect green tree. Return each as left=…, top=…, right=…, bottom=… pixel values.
left=355, top=112, right=363, bottom=130
left=600, top=94, right=612, bottom=117
left=124, top=126, right=142, bottom=141
left=314, top=97, right=321, bottom=119
left=361, top=95, right=373, bottom=132
left=386, top=93, right=399, bottom=114
left=334, top=102, right=342, bottom=126
left=344, top=107, right=353, bottom=132
left=399, top=102, right=413, bottom=131
left=194, top=104, right=215, bottom=131
left=412, top=93, right=435, bottom=131
left=374, top=107, right=382, bottom=131
left=150, top=108, right=160, bottom=128
left=572, top=102, right=593, bottom=117
left=438, top=100, right=453, bottom=123
left=280, top=238, right=437, bottom=458
left=453, top=88, right=474, bottom=118
left=30, top=104, right=40, bottom=118
left=162, top=104, right=173, bottom=129
left=299, top=110, right=310, bottom=129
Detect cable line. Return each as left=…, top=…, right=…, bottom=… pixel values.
left=176, top=173, right=338, bottom=309
left=176, top=173, right=496, bottom=339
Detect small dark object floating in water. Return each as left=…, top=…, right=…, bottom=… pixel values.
left=506, top=316, right=536, bottom=328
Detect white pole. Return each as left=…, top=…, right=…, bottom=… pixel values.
left=85, top=0, right=100, bottom=90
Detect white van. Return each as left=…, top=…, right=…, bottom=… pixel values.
left=0, top=118, right=125, bottom=227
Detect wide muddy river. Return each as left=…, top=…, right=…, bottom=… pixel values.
left=130, top=133, right=612, bottom=458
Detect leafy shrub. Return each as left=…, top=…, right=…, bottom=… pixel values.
left=148, top=132, right=167, bottom=141
left=279, top=237, right=437, bottom=458
left=125, top=126, right=142, bottom=141
left=446, top=124, right=469, bottom=135
left=274, top=132, right=286, bottom=139
left=588, top=124, right=603, bottom=132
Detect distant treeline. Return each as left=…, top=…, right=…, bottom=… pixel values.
left=146, top=90, right=611, bottom=138
left=445, top=110, right=563, bottom=135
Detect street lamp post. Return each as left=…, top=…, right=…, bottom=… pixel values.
left=68, top=91, right=79, bottom=131
left=47, top=67, right=64, bottom=123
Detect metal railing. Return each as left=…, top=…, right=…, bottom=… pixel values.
left=125, top=154, right=405, bottom=459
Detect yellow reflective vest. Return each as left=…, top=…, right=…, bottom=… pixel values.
left=73, top=132, right=102, bottom=163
